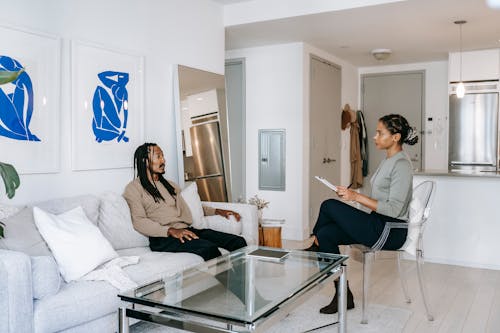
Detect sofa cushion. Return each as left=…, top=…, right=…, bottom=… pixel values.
left=33, top=251, right=203, bottom=332
left=34, top=194, right=100, bottom=225
left=0, top=202, right=23, bottom=220
left=180, top=182, right=205, bottom=228
left=31, top=256, right=61, bottom=300
left=33, top=206, right=118, bottom=282
left=97, top=192, right=148, bottom=250
left=204, top=215, right=242, bottom=235
left=0, top=207, right=51, bottom=256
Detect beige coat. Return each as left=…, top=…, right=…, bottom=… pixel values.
left=350, top=121, right=363, bottom=189
left=123, top=179, right=215, bottom=237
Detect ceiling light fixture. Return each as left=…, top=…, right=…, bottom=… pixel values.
left=455, top=20, right=467, bottom=99
left=371, top=48, right=392, bottom=61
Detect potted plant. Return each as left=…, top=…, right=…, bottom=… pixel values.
left=0, top=68, right=23, bottom=238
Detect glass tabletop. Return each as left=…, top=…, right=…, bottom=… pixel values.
left=119, top=246, right=347, bottom=324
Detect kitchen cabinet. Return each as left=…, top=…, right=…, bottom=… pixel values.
left=448, top=49, right=500, bottom=82
left=187, top=89, right=220, bottom=118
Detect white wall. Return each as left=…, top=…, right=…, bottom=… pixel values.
left=226, top=43, right=305, bottom=240
left=0, top=0, right=225, bottom=204
left=226, top=42, right=358, bottom=240
left=359, top=61, right=449, bottom=170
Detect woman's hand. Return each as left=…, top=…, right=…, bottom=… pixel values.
left=215, top=208, right=241, bottom=221
left=336, top=186, right=357, bottom=202
left=167, top=228, right=199, bottom=243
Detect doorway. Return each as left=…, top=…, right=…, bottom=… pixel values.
left=309, top=56, right=341, bottom=231
left=361, top=71, right=424, bottom=190
left=225, top=59, right=246, bottom=202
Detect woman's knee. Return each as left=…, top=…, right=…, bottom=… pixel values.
left=320, top=199, right=341, bottom=212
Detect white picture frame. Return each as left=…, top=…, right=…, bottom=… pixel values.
left=0, top=25, right=61, bottom=174
left=71, top=40, right=144, bottom=170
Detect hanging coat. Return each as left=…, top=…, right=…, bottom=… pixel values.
left=350, top=120, right=363, bottom=189
left=357, top=110, right=369, bottom=177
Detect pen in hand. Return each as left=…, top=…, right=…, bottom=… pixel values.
left=347, top=183, right=353, bottom=189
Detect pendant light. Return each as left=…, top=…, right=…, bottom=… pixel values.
left=455, top=20, right=467, bottom=99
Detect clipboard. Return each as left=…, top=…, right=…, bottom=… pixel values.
left=314, top=176, right=338, bottom=192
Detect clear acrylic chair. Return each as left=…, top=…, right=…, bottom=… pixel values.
left=352, top=180, right=436, bottom=324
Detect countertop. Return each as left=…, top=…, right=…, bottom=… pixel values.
left=415, top=169, right=500, bottom=178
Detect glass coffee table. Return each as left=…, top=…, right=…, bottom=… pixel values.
left=118, top=246, right=348, bottom=333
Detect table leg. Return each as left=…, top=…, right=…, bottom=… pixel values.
left=337, top=266, right=347, bottom=333
left=118, top=307, right=130, bottom=333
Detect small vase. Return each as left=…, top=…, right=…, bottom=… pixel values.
left=257, top=209, right=263, bottom=225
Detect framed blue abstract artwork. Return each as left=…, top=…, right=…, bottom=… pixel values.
left=0, top=26, right=61, bottom=174
left=71, top=41, right=144, bottom=170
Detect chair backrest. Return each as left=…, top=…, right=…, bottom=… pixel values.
left=400, top=180, right=436, bottom=255
left=412, top=180, right=435, bottom=223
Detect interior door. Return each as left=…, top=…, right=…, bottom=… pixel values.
left=225, top=59, right=246, bottom=202
left=309, top=57, right=341, bottom=231
left=362, top=72, right=423, bottom=192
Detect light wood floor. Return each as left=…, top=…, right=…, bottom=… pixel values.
left=282, top=239, right=500, bottom=333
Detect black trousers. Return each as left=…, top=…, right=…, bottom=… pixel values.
left=312, top=199, right=407, bottom=254
left=149, top=227, right=247, bottom=261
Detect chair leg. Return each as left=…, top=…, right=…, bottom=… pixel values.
left=416, top=249, right=434, bottom=321
left=397, top=251, right=411, bottom=304
left=361, top=251, right=373, bottom=324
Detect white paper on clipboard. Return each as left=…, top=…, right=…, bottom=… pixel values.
left=314, top=176, right=338, bottom=192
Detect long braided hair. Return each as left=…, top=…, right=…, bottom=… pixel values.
left=378, top=114, right=418, bottom=146
left=133, top=143, right=177, bottom=202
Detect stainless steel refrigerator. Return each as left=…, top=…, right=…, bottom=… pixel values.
left=190, top=121, right=228, bottom=201
left=449, top=82, right=499, bottom=172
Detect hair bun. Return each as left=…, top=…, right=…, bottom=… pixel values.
left=404, top=127, right=419, bottom=146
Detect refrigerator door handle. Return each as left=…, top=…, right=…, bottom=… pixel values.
left=450, top=161, right=495, bottom=166
left=196, top=173, right=223, bottom=179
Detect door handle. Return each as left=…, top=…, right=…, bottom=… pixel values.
left=323, top=158, right=336, bottom=164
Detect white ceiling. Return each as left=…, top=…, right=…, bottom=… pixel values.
left=223, top=0, right=500, bottom=66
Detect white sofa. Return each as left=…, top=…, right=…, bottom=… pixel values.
left=0, top=192, right=258, bottom=333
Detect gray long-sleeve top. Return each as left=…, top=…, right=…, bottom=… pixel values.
left=370, top=151, right=413, bottom=220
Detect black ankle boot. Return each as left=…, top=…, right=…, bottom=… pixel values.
left=319, top=281, right=355, bottom=314
left=304, top=243, right=320, bottom=252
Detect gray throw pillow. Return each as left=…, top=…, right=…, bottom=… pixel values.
left=0, top=207, right=51, bottom=256
left=34, top=195, right=100, bottom=225
left=97, top=192, right=148, bottom=250
left=31, top=256, right=61, bottom=299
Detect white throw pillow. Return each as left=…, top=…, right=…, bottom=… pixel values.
left=400, top=198, right=424, bottom=256
left=204, top=215, right=242, bottom=235
left=33, top=206, right=118, bottom=282
left=180, top=182, right=206, bottom=229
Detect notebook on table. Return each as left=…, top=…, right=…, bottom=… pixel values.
left=247, top=248, right=290, bottom=261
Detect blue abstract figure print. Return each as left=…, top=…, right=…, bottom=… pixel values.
left=0, top=56, right=40, bottom=141
left=92, top=71, right=129, bottom=143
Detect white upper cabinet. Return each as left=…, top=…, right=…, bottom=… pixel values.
left=449, top=49, right=500, bottom=82
left=187, top=89, right=219, bottom=118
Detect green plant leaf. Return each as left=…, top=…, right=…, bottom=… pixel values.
left=0, top=68, right=25, bottom=85
left=0, top=162, right=20, bottom=199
